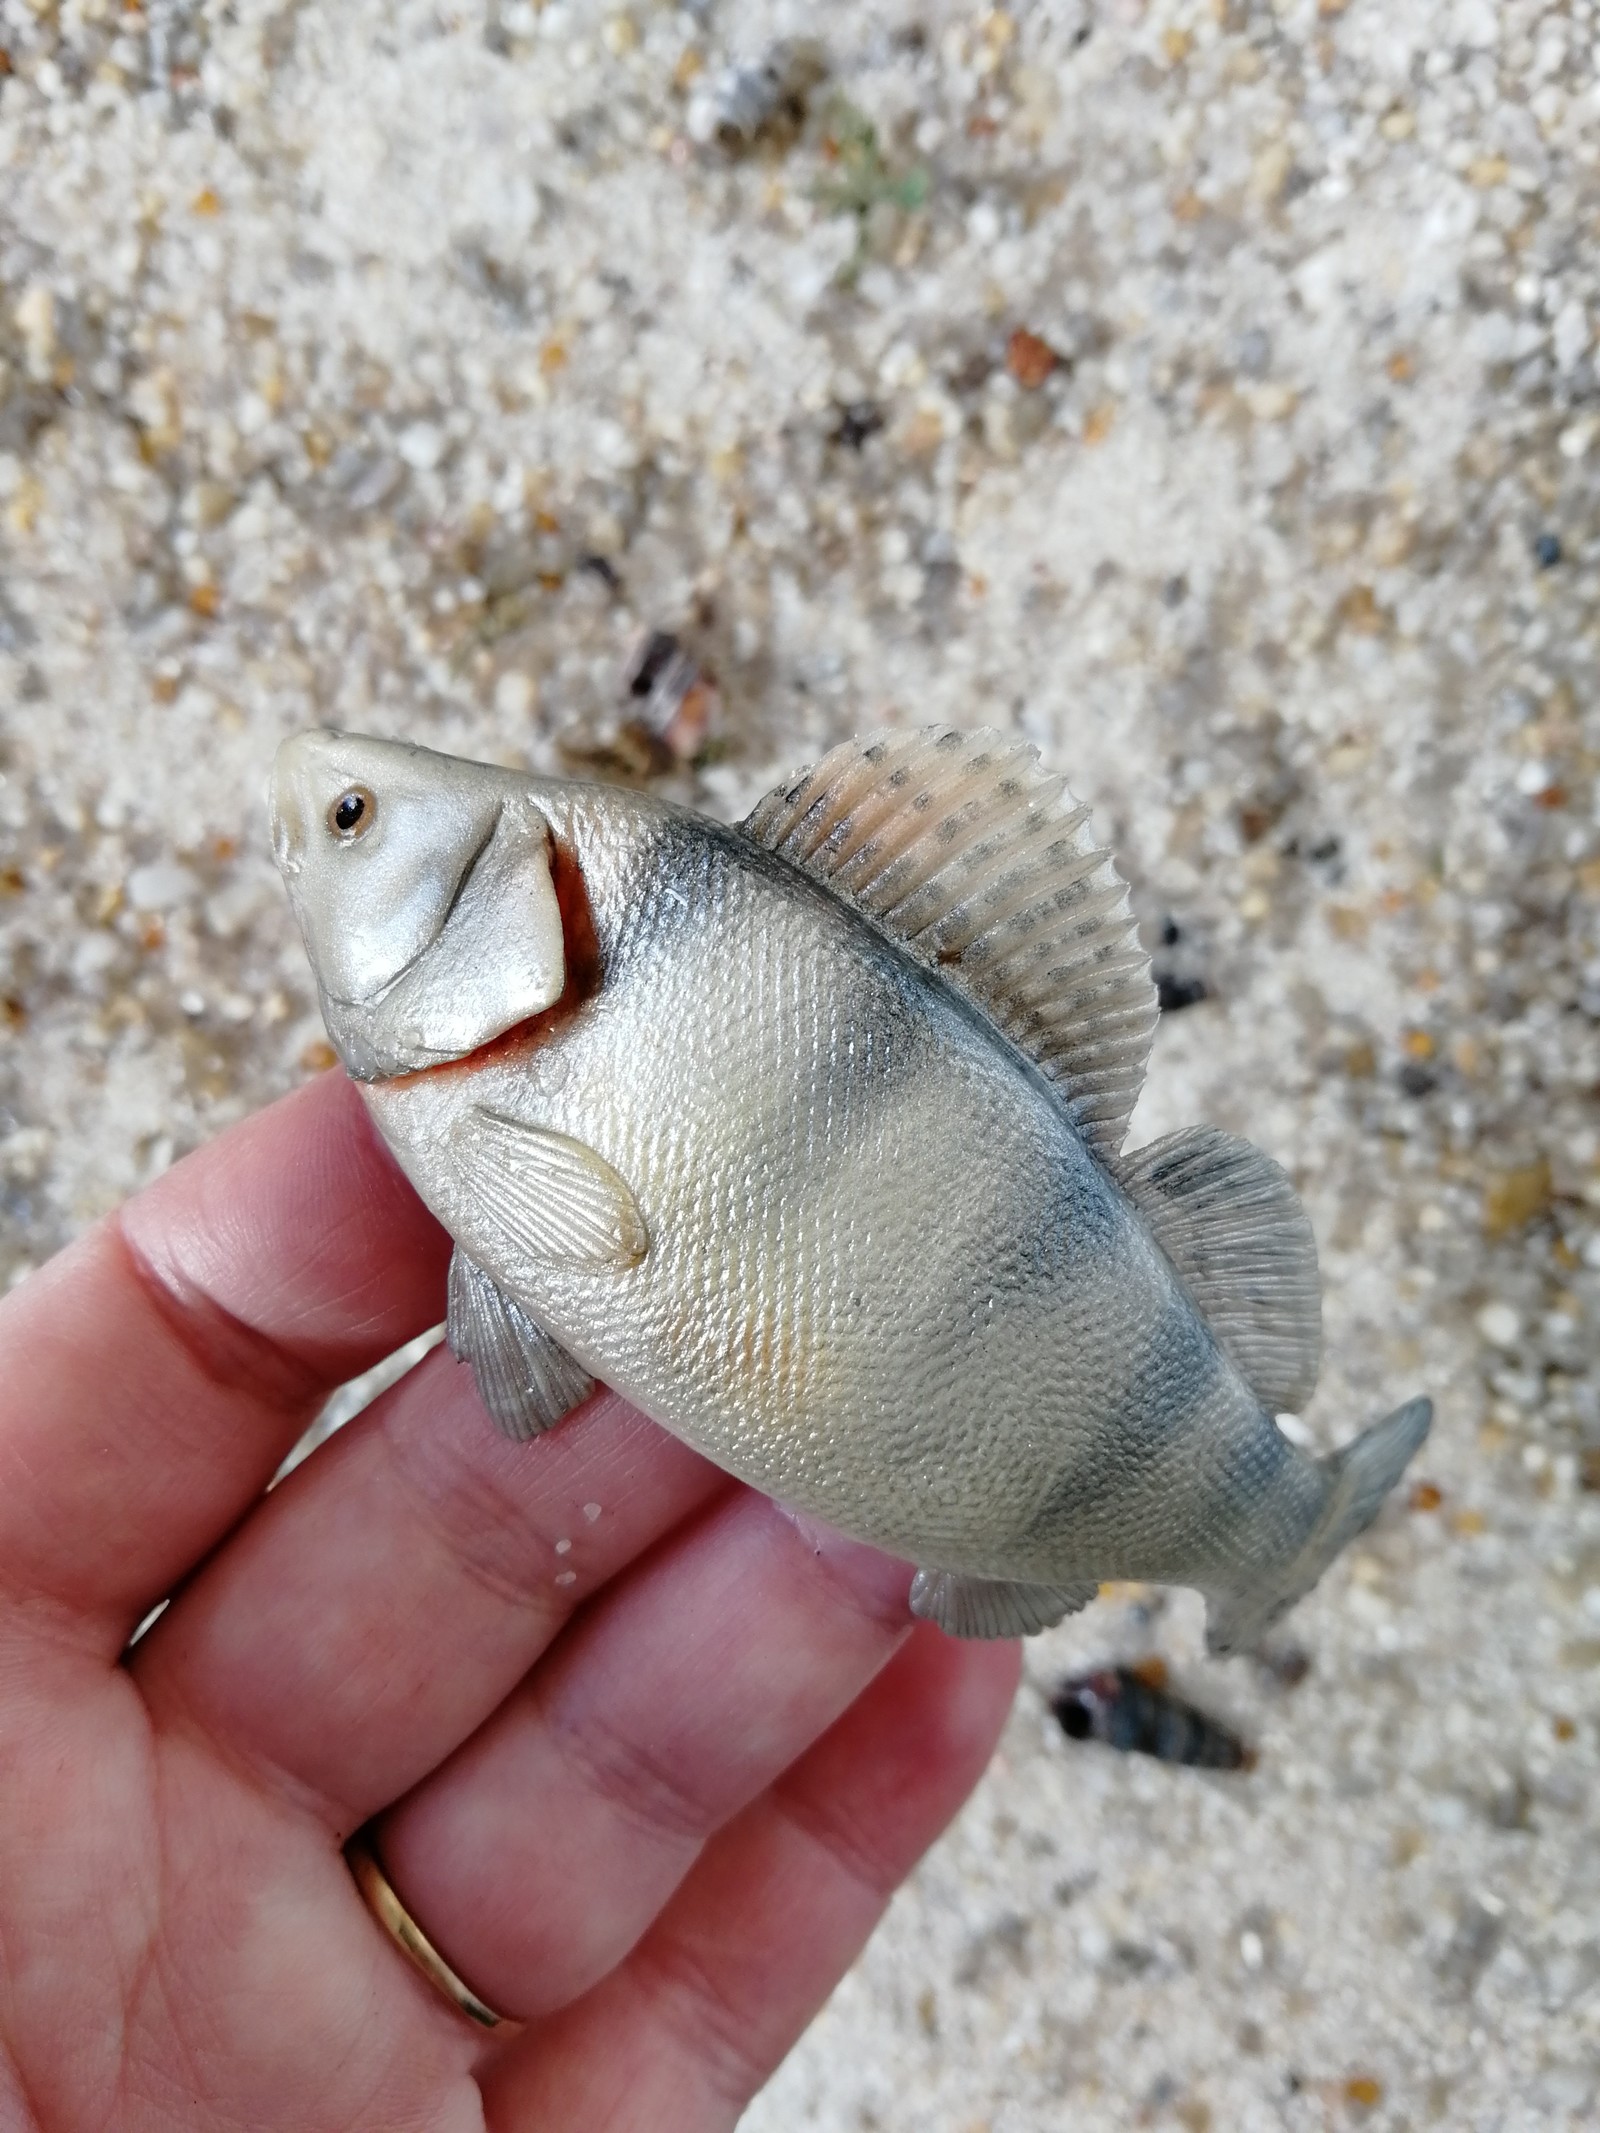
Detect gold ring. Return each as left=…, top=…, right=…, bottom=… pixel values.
left=347, top=1831, right=521, bottom=2034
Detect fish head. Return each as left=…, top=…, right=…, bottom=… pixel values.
left=269, top=729, right=568, bottom=1079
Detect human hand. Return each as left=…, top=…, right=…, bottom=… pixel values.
left=0, top=1070, right=1019, bottom=2131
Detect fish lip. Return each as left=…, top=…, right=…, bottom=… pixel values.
left=322, top=805, right=503, bottom=1010
left=343, top=1035, right=469, bottom=1069
left=371, top=1005, right=557, bottom=1087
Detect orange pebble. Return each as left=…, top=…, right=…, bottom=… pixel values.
left=1006, top=327, right=1058, bottom=389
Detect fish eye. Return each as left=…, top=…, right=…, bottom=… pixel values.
left=328, top=786, right=375, bottom=841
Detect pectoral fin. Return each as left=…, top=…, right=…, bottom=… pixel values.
left=447, top=1248, right=595, bottom=1439
left=910, top=1568, right=1098, bottom=1639
left=450, top=1107, right=649, bottom=1271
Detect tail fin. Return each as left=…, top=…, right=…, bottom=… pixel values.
left=1205, top=1397, right=1433, bottom=1655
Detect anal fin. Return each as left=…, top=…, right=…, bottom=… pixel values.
left=910, top=1569, right=1098, bottom=1639
left=447, top=1248, right=595, bottom=1440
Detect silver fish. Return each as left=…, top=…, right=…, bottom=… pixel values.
left=269, top=726, right=1431, bottom=1651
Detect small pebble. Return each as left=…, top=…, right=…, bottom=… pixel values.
left=1255, top=1643, right=1312, bottom=1691
left=688, top=38, right=827, bottom=153
left=398, top=422, right=445, bottom=472
left=1533, top=532, right=1562, bottom=569
left=1156, top=972, right=1207, bottom=1012
left=1006, top=327, right=1059, bottom=389
left=831, top=401, right=884, bottom=449
left=1482, top=1160, right=1551, bottom=1239
left=494, top=671, right=535, bottom=720
left=126, top=862, right=198, bottom=912
left=1475, top=1302, right=1521, bottom=1349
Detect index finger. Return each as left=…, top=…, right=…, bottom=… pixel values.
left=0, top=1070, right=449, bottom=1647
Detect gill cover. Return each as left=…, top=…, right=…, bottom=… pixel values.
left=269, top=730, right=566, bottom=1079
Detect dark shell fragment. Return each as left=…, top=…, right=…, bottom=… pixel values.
left=1051, top=1664, right=1254, bottom=1770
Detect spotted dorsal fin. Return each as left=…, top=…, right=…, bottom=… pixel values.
left=743, top=727, right=1158, bottom=1158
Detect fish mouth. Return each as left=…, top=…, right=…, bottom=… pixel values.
left=379, top=1011, right=554, bottom=1086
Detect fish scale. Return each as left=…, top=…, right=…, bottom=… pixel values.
left=271, top=725, right=1432, bottom=1650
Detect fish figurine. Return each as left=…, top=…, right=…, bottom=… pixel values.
left=269, top=725, right=1432, bottom=1652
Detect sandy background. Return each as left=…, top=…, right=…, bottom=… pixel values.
left=2, top=1, right=1598, bottom=2125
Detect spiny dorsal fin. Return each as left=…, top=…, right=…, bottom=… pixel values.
left=743, top=728, right=1158, bottom=1158
left=1115, top=1125, right=1322, bottom=1415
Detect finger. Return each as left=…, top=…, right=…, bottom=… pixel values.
left=0, top=1071, right=449, bottom=1643
left=483, top=1626, right=1021, bottom=2132
left=371, top=1491, right=915, bottom=2019
left=133, top=1349, right=724, bottom=1830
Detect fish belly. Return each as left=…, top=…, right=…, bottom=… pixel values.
left=364, top=818, right=1282, bottom=1581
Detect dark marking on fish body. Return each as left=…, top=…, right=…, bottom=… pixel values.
left=1022, top=1275, right=1228, bottom=1559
